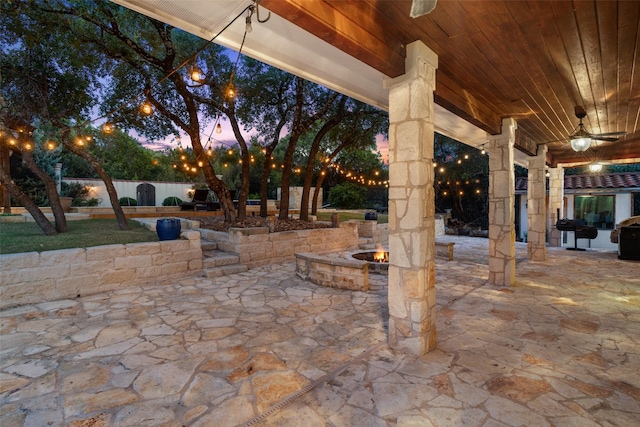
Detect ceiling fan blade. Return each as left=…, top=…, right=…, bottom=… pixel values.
left=410, top=0, right=437, bottom=18
left=590, top=131, right=627, bottom=137
left=590, top=136, right=619, bottom=142
left=536, top=138, right=568, bottom=146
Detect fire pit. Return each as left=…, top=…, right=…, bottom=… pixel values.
left=351, top=248, right=389, bottom=272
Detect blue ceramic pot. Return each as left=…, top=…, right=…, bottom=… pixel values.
left=157, top=218, right=181, bottom=241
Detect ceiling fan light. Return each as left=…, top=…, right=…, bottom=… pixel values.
left=588, top=163, right=603, bottom=173
left=570, top=137, right=591, bottom=152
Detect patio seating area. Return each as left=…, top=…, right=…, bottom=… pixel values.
left=1, top=236, right=639, bottom=426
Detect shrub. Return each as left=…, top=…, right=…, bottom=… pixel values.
left=328, top=182, right=367, bottom=209
left=73, top=198, right=100, bottom=207
left=163, top=196, right=182, bottom=206
left=119, top=197, right=137, bottom=206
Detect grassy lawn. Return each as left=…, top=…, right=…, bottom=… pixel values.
left=316, top=210, right=388, bottom=224
left=0, top=219, right=158, bottom=255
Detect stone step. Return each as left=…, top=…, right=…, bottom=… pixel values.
left=200, top=240, right=218, bottom=252
left=202, top=264, right=248, bottom=278
left=202, top=251, right=240, bottom=268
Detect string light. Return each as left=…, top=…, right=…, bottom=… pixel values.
left=226, top=81, right=236, bottom=99
left=102, top=122, right=115, bottom=134
left=6, top=3, right=260, bottom=155
left=216, top=123, right=222, bottom=134
left=190, top=64, right=203, bottom=83
left=140, top=100, right=153, bottom=116
left=46, top=141, right=56, bottom=150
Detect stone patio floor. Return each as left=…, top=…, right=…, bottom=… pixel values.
left=1, top=236, right=639, bottom=426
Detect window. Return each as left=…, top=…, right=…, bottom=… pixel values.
left=575, top=195, right=615, bottom=230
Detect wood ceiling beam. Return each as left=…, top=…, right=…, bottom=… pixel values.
left=261, top=0, right=406, bottom=77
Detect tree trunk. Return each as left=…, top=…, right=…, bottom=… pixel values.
left=278, top=147, right=295, bottom=220
left=259, top=147, right=274, bottom=217
left=311, top=172, right=327, bottom=216
left=20, top=149, right=68, bottom=232
left=1, top=143, right=12, bottom=214
left=62, top=139, right=130, bottom=230
left=0, top=168, right=56, bottom=235
left=299, top=103, right=344, bottom=221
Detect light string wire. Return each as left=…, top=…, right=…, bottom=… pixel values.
left=3, top=2, right=254, bottom=142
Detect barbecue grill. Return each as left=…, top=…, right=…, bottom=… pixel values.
left=555, top=219, right=598, bottom=251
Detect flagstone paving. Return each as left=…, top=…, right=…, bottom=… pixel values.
left=1, top=236, right=639, bottom=426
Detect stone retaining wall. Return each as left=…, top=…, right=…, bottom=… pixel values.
left=0, top=231, right=203, bottom=310
left=198, top=222, right=359, bottom=268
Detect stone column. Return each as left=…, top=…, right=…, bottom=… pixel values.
left=383, top=41, right=438, bottom=356
left=527, top=146, right=547, bottom=260
left=547, top=167, right=564, bottom=247
left=487, top=118, right=517, bottom=286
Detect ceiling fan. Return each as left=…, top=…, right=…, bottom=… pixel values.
left=410, top=0, right=437, bottom=18
left=564, top=106, right=627, bottom=152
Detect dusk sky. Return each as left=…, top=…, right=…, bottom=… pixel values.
left=137, top=120, right=390, bottom=165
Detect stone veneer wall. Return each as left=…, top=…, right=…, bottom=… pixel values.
left=198, top=222, right=359, bottom=268
left=295, top=252, right=369, bottom=291
left=0, top=231, right=203, bottom=310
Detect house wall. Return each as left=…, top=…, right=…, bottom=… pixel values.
left=565, top=192, right=632, bottom=250
left=518, top=195, right=528, bottom=241
left=64, top=178, right=196, bottom=207
left=519, top=191, right=634, bottom=250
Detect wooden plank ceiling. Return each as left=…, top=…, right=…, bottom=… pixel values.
left=261, top=0, right=640, bottom=167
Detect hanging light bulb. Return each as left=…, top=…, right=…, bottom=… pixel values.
left=190, top=65, right=203, bottom=83
left=24, top=142, right=33, bottom=150
left=176, top=135, right=182, bottom=151
left=198, top=161, right=204, bottom=167
left=46, top=141, right=56, bottom=150
left=228, top=149, right=233, bottom=155
left=76, top=138, right=85, bottom=146
left=140, top=101, right=153, bottom=116
left=216, top=123, right=222, bottom=134
left=226, top=81, right=236, bottom=99
left=206, top=147, right=213, bottom=156
left=102, top=121, right=115, bottom=134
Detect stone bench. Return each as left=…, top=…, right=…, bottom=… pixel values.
left=436, top=241, right=455, bottom=261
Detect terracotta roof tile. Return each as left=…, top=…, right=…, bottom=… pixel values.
left=515, top=172, right=640, bottom=191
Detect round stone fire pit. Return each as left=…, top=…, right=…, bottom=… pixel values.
left=351, top=251, right=389, bottom=272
